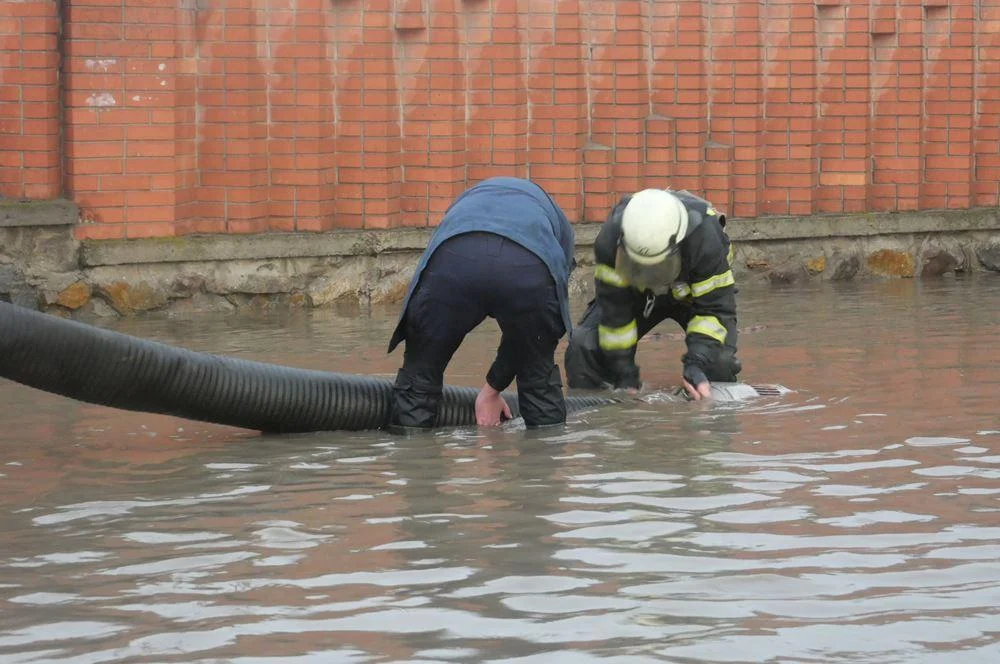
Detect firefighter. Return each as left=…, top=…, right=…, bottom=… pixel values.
left=564, top=187, right=741, bottom=400
left=387, top=177, right=575, bottom=432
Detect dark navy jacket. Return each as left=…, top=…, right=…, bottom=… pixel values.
left=389, top=177, right=575, bottom=352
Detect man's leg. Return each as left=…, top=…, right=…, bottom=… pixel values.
left=707, top=322, right=741, bottom=381
left=564, top=301, right=603, bottom=389
left=499, top=314, right=565, bottom=426
left=391, top=243, right=487, bottom=430
left=490, top=245, right=567, bottom=427
left=706, top=344, right=742, bottom=382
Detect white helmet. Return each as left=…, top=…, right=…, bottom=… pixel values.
left=620, top=189, right=689, bottom=265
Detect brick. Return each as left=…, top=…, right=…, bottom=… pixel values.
left=820, top=172, right=867, bottom=186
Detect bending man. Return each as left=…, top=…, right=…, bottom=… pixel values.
left=564, top=188, right=740, bottom=400
left=388, top=177, right=575, bottom=431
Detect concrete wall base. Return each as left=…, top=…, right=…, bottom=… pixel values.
left=3, top=199, right=999, bottom=319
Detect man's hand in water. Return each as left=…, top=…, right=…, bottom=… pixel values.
left=682, top=378, right=712, bottom=400
left=682, top=365, right=712, bottom=401
left=475, top=384, right=512, bottom=426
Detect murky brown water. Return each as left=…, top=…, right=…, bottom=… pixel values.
left=1, top=277, right=999, bottom=663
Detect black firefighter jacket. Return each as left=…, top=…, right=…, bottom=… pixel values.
left=587, top=190, right=737, bottom=389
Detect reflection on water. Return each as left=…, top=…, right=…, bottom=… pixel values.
left=1, top=278, right=999, bottom=662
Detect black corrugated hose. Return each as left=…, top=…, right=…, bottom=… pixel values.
left=0, top=301, right=615, bottom=433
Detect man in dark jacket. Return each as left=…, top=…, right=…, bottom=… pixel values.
left=388, top=177, right=575, bottom=432
left=564, top=188, right=740, bottom=400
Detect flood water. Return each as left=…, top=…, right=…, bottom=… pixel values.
left=1, top=277, right=999, bottom=663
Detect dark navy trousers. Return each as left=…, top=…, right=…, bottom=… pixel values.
left=391, top=232, right=566, bottom=429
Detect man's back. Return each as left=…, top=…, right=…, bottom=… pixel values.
left=390, top=177, right=576, bottom=352
left=438, top=176, right=574, bottom=280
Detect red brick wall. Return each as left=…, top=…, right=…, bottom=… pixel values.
left=2, top=0, right=999, bottom=239
left=0, top=0, right=61, bottom=199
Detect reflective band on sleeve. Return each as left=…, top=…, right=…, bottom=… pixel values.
left=727, top=244, right=734, bottom=266
left=691, top=269, right=735, bottom=298
left=671, top=282, right=692, bottom=301
left=595, top=264, right=630, bottom=288
left=687, top=315, right=728, bottom=344
left=599, top=320, right=638, bottom=351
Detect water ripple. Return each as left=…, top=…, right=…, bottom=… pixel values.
left=2, top=281, right=1000, bottom=662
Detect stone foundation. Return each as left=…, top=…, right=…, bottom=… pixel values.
left=2, top=199, right=999, bottom=320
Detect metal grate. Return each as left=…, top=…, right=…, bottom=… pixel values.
left=749, top=384, right=785, bottom=397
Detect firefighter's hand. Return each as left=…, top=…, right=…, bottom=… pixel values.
left=682, top=378, right=712, bottom=400
left=682, top=365, right=712, bottom=401
left=475, top=384, right=512, bottom=427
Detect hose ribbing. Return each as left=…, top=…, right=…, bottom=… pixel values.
left=0, top=302, right=616, bottom=433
